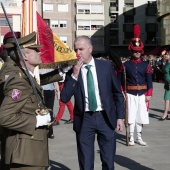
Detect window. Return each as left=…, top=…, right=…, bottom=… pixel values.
left=91, top=20, right=104, bottom=30
left=58, top=4, right=68, bottom=12
left=60, top=36, right=67, bottom=43
left=91, top=4, right=104, bottom=14
left=124, top=3, right=134, bottom=7
left=43, top=4, right=53, bottom=11
left=51, top=20, right=58, bottom=28
left=44, top=19, right=50, bottom=26
left=0, top=18, right=12, bottom=26
left=110, top=2, right=117, bottom=7
left=124, top=32, right=133, bottom=39
left=77, top=20, right=104, bottom=30
left=77, top=4, right=90, bottom=14
left=77, top=3, right=104, bottom=14
left=77, top=20, right=90, bottom=30
left=59, top=20, right=67, bottom=28
left=110, top=14, right=118, bottom=23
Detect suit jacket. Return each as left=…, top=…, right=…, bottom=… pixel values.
left=0, top=60, right=62, bottom=166
left=61, top=58, right=125, bottom=133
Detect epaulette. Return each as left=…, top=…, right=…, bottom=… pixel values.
left=3, top=71, right=23, bottom=90
left=3, top=75, right=15, bottom=91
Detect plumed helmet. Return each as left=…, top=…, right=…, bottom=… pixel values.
left=128, top=24, right=144, bottom=54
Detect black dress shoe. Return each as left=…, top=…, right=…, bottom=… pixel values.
left=64, top=119, right=73, bottom=124
left=53, top=121, right=60, bottom=126
left=48, top=134, right=55, bottom=139
left=159, top=115, right=168, bottom=121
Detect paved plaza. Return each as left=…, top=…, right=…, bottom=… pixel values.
left=48, top=82, right=170, bottom=170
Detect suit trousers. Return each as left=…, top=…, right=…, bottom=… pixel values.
left=76, top=111, right=116, bottom=170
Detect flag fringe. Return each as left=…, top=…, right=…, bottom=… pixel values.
left=39, top=59, right=78, bottom=69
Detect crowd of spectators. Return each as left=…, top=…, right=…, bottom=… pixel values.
left=94, top=53, right=166, bottom=83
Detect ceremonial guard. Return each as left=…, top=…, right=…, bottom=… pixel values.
left=0, top=32, right=63, bottom=169
left=119, top=25, right=153, bottom=146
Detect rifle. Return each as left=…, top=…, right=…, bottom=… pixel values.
left=124, top=67, right=129, bottom=146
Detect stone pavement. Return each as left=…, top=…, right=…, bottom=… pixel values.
left=48, top=82, right=170, bottom=170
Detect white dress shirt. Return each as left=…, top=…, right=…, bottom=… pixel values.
left=81, top=58, right=103, bottom=112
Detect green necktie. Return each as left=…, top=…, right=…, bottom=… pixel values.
left=85, top=65, right=97, bottom=112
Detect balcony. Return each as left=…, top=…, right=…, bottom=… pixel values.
left=110, top=0, right=117, bottom=2
left=110, top=6, right=117, bottom=14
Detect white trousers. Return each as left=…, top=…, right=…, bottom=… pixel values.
left=127, top=93, right=149, bottom=124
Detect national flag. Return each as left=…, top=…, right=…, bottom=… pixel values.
left=36, top=12, right=77, bottom=68
left=22, top=0, right=37, bottom=36
left=22, top=0, right=40, bottom=84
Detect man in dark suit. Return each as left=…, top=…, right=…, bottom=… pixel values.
left=61, top=36, right=125, bottom=170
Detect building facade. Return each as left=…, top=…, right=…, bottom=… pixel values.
left=37, top=0, right=76, bottom=50
left=0, top=0, right=161, bottom=57
left=75, top=0, right=106, bottom=54
left=0, top=1, right=21, bottom=43
left=157, top=0, right=170, bottom=47
left=106, top=0, right=160, bottom=57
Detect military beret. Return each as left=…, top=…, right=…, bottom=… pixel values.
left=3, top=32, right=21, bottom=44
left=4, top=32, right=41, bottom=50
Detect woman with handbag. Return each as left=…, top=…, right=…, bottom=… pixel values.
left=160, top=47, right=170, bottom=120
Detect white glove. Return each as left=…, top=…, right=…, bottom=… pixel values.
left=62, top=65, right=72, bottom=73
left=36, top=113, right=51, bottom=128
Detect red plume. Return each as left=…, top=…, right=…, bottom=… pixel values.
left=133, top=24, right=140, bottom=38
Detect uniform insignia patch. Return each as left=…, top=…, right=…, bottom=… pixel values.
left=11, top=89, right=22, bottom=100
left=19, top=72, right=22, bottom=77
left=5, top=75, right=9, bottom=80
